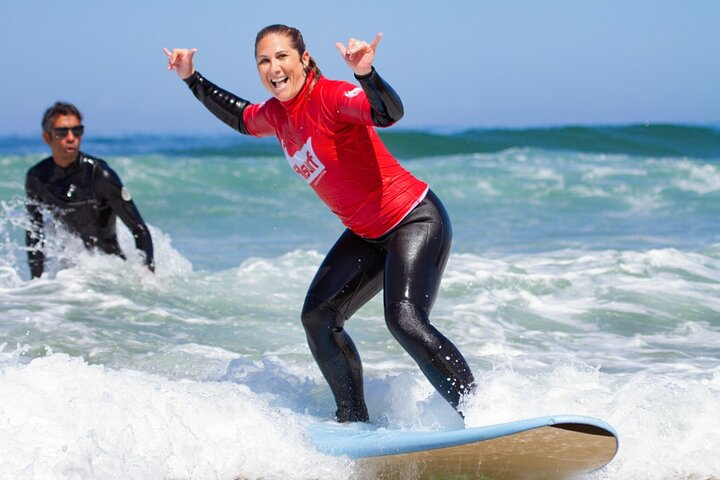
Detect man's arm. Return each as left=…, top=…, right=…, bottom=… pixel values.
left=94, top=165, right=155, bottom=272
left=25, top=175, right=45, bottom=279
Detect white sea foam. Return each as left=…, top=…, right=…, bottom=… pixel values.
left=674, top=159, right=720, bottom=194
left=2, top=344, right=718, bottom=480
left=2, top=242, right=719, bottom=478
left=0, top=349, right=352, bottom=480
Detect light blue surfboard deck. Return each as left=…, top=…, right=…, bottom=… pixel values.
left=309, top=415, right=619, bottom=479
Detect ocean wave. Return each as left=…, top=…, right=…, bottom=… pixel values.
left=2, top=124, right=719, bottom=159
left=380, top=124, right=720, bottom=160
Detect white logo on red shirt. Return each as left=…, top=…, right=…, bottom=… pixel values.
left=282, top=137, right=326, bottom=186
left=344, top=87, right=362, bottom=98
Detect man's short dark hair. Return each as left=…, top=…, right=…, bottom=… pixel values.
left=42, top=102, right=83, bottom=133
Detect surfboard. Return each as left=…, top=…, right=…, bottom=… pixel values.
left=308, top=414, right=619, bottom=479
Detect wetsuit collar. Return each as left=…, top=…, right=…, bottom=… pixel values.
left=280, top=69, right=317, bottom=114
left=52, top=151, right=82, bottom=170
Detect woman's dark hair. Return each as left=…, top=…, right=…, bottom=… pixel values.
left=255, top=24, right=322, bottom=78
left=42, top=102, right=83, bottom=133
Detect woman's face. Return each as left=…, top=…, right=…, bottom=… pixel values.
left=256, top=33, right=310, bottom=102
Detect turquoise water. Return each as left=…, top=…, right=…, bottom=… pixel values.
left=1, top=125, right=719, bottom=479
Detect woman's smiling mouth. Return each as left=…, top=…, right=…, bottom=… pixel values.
left=271, top=76, right=288, bottom=88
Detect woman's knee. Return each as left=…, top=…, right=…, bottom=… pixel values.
left=384, top=301, right=436, bottom=350
left=301, top=295, right=343, bottom=334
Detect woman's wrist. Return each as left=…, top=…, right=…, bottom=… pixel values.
left=353, top=66, right=374, bottom=79
left=181, top=68, right=197, bottom=81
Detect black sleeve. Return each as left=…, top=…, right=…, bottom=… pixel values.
left=25, top=173, right=45, bottom=279
left=184, top=71, right=253, bottom=135
left=354, top=67, right=404, bottom=127
left=94, top=165, right=155, bottom=272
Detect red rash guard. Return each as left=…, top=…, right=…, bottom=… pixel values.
left=242, top=71, right=427, bottom=239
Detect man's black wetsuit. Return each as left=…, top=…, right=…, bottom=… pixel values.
left=25, top=152, right=154, bottom=278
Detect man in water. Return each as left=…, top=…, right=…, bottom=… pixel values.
left=25, top=102, right=155, bottom=278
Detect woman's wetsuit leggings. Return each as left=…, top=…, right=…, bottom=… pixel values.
left=301, top=190, right=476, bottom=422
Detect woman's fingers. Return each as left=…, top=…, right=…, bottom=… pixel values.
left=335, top=41, right=347, bottom=57
left=341, top=34, right=382, bottom=59
left=369, top=32, right=382, bottom=50
left=163, top=48, right=196, bottom=71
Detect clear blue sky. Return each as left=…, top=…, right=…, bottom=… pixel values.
left=2, top=0, right=718, bottom=135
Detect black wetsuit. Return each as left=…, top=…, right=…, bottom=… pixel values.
left=25, top=152, right=154, bottom=278
left=186, top=70, right=475, bottom=422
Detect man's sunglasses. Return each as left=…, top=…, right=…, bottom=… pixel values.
left=50, top=126, right=84, bottom=139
